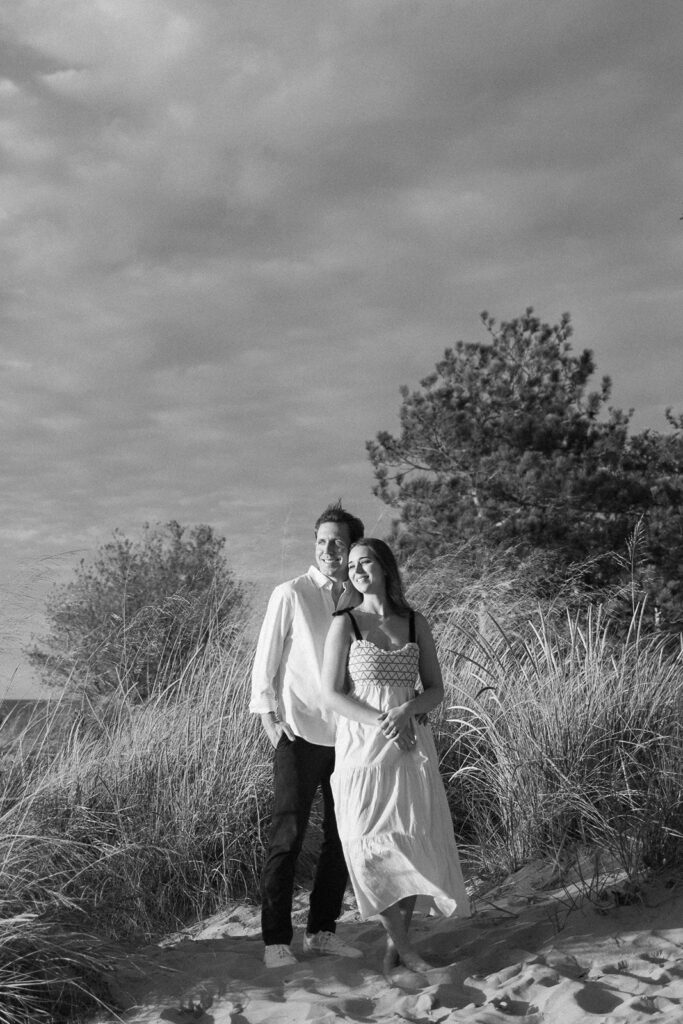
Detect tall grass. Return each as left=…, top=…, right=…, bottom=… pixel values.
left=0, top=615, right=273, bottom=1021
left=416, top=560, right=683, bottom=885
left=2, top=561, right=682, bottom=1020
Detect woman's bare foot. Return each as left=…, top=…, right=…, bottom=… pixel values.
left=383, top=938, right=400, bottom=974
left=400, top=949, right=433, bottom=974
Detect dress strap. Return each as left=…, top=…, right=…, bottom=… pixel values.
left=408, top=609, right=416, bottom=643
left=333, top=607, right=363, bottom=641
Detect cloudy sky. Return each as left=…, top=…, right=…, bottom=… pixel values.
left=1, top=0, right=681, bottom=696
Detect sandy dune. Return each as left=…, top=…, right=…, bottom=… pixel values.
left=97, top=867, right=683, bottom=1023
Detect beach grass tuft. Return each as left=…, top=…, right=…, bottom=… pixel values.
left=432, top=594, right=683, bottom=887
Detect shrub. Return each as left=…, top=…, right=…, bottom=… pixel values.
left=26, top=521, right=250, bottom=700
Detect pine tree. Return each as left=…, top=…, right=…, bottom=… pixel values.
left=368, top=309, right=683, bottom=627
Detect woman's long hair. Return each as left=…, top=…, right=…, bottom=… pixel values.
left=350, top=537, right=412, bottom=616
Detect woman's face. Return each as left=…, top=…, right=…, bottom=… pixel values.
left=348, top=545, right=385, bottom=594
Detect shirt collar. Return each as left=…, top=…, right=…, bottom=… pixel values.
left=307, top=565, right=353, bottom=592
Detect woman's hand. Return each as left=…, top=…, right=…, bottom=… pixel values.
left=379, top=702, right=412, bottom=734
left=393, top=720, right=417, bottom=750
left=378, top=703, right=415, bottom=748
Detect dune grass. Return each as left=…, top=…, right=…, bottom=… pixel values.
left=1, top=564, right=682, bottom=1020
left=0, top=618, right=273, bottom=1021
left=429, top=586, right=683, bottom=888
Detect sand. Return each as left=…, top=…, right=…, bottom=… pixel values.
left=95, top=865, right=683, bottom=1024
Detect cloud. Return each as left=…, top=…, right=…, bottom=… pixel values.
left=0, top=0, right=681, bottom=685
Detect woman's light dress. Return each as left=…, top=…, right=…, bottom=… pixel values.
left=331, top=619, right=470, bottom=921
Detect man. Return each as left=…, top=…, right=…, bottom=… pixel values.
left=250, top=501, right=365, bottom=968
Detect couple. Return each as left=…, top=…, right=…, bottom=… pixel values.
left=249, top=501, right=469, bottom=974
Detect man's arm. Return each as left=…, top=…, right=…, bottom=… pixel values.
left=249, top=584, right=296, bottom=748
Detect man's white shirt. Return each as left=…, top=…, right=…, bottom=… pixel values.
left=249, top=566, right=358, bottom=746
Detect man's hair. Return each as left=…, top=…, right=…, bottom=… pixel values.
left=314, top=500, right=365, bottom=545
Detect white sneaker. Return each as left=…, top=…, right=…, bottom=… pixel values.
left=303, top=931, right=362, bottom=958
left=264, top=944, right=298, bottom=968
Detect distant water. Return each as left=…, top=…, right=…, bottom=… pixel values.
left=0, top=658, right=52, bottom=700
left=1, top=552, right=77, bottom=699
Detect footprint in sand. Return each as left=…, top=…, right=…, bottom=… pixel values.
left=164, top=982, right=247, bottom=1023
left=542, top=949, right=587, bottom=979
left=491, top=992, right=539, bottom=1017
left=540, top=977, right=623, bottom=1022
left=176, top=980, right=219, bottom=1014
left=327, top=995, right=375, bottom=1017
left=374, top=988, right=436, bottom=1019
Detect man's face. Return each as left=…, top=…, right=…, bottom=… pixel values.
left=315, top=522, right=351, bottom=582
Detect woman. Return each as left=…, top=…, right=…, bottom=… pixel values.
left=321, top=538, right=470, bottom=975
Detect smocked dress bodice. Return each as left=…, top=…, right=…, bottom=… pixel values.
left=334, top=640, right=424, bottom=769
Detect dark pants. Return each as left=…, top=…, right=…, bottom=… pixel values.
left=260, top=735, right=348, bottom=946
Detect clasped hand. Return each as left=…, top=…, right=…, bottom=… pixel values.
left=378, top=703, right=416, bottom=750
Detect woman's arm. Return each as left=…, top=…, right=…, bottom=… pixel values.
left=321, top=614, right=383, bottom=726
left=378, top=612, right=444, bottom=735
